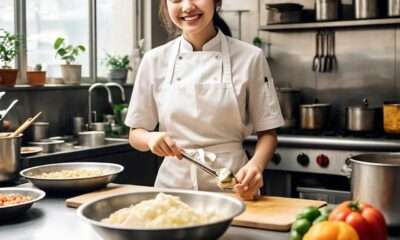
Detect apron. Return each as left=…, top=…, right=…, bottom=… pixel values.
left=154, top=32, right=248, bottom=191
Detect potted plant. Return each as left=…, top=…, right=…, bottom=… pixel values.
left=27, top=64, right=46, bottom=86
left=104, top=54, right=131, bottom=84
left=0, top=29, right=20, bottom=86
left=54, top=37, right=85, bottom=85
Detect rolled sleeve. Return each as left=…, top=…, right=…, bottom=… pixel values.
left=124, top=54, right=158, bottom=131
left=248, top=50, right=284, bottom=132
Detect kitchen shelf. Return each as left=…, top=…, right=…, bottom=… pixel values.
left=260, top=18, right=400, bottom=31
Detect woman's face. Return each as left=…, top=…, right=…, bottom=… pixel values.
left=166, top=0, right=216, bottom=35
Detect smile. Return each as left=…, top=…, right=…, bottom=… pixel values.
left=181, top=14, right=202, bottom=22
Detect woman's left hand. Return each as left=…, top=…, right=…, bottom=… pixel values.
left=234, top=161, right=264, bottom=201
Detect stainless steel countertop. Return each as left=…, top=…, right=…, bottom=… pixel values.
left=0, top=193, right=288, bottom=240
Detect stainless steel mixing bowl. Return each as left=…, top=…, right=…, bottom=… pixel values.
left=0, top=187, right=45, bottom=221
left=20, top=162, right=124, bottom=192
left=77, top=190, right=245, bottom=240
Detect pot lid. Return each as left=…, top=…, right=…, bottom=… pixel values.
left=265, top=3, right=304, bottom=11
left=347, top=98, right=381, bottom=110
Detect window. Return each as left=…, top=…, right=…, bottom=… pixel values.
left=97, top=0, right=134, bottom=79
left=0, top=0, right=15, bottom=68
left=26, top=0, right=90, bottom=78
left=0, top=0, right=14, bottom=33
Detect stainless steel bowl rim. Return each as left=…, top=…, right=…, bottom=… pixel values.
left=77, top=189, right=245, bottom=231
left=300, top=103, right=331, bottom=108
left=0, top=133, right=23, bottom=139
left=32, top=122, right=49, bottom=126
left=29, top=140, right=65, bottom=145
left=0, top=187, right=46, bottom=209
left=20, top=162, right=124, bottom=181
left=350, top=153, right=400, bottom=167
left=79, top=131, right=105, bottom=136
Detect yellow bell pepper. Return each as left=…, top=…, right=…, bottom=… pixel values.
left=303, top=221, right=359, bottom=240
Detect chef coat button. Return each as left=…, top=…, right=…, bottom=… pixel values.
left=177, top=77, right=181, bottom=81
left=178, top=56, right=183, bottom=60
left=215, top=55, right=219, bottom=59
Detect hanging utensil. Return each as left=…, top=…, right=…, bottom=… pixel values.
left=180, top=150, right=239, bottom=191
left=7, top=112, right=42, bottom=138
left=324, top=30, right=332, bottom=72
left=0, top=99, right=19, bottom=121
left=0, top=92, right=5, bottom=101
left=331, top=30, right=338, bottom=71
left=312, top=31, right=321, bottom=72
left=319, top=31, right=326, bottom=73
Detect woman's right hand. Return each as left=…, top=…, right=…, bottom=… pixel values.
left=147, top=132, right=182, bottom=158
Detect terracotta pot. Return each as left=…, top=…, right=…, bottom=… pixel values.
left=0, top=69, right=18, bottom=86
left=27, top=71, right=46, bottom=86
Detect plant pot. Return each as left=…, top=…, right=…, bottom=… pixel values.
left=0, top=68, right=18, bottom=86
left=109, top=69, right=127, bottom=84
left=61, top=64, right=81, bottom=85
left=27, top=71, right=46, bottom=86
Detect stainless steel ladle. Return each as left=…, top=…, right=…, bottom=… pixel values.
left=180, top=150, right=238, bottom=191
left=0, top=99, right=18, bottom=121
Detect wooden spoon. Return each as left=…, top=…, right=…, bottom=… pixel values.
left=8, top=112, right=42, bottom=138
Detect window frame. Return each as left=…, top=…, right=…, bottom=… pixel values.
left=12, top=0, right=109, bottom=85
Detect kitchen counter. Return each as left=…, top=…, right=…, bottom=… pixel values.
left=0, top=195, right=289, bottom=240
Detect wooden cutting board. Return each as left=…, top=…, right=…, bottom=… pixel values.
left=66, top=184, right=326, bottom=231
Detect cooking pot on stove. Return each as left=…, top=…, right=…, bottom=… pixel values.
left=276, top=88, right=301, bottom=128
left=347, top=153, right=400, bottom=226
left=383, top=100, right=400, bottom=134
left=300, top=102, right=331, bottom=130
left=346, top=98, right=381, bottom=132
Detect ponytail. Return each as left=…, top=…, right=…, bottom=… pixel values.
left=213, top=13, right=232, bottom=37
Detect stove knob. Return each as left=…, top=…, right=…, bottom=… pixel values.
left=316, top=154, right=330, bottom=168
left=271, top=153, right=281, bottom=165
left=297, top=153, right=309, bottom=167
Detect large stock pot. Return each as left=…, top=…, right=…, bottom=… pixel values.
left=349, top=153, right=400, bottom=226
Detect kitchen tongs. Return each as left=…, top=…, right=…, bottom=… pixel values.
left=180, top=150, right=239, bottom=190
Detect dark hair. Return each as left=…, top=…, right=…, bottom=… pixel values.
left=159, top=0, right=232, bottom=37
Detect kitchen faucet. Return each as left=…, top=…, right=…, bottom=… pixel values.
left=104, top=82, right=126, bottom=102
left=88, top=83, right=113, bottom=130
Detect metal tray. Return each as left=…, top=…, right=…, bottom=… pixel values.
left=0, top=187, right=45, bottom=221
left=20, top=162, right=124, bottom=192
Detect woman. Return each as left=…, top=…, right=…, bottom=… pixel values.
left=125, top=0, right=284, bottom=200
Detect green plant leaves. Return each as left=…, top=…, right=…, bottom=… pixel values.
left=0, top=29, right=21, bottom=68
left=104, top=53, right=130, bottom=70
left=53, top=37, right=86, bottom=64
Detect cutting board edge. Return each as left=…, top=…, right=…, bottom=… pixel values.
left=232, top=220, right=291, bottom=232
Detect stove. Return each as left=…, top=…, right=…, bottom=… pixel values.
left=244, top=132, right=400, bottom=203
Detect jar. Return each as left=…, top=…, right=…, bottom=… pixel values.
left=316, top=0, right=339, bottom=21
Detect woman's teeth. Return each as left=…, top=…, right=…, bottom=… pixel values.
left=182, top=14, right=201, bottom=21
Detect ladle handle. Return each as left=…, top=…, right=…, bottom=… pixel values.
left=180, top=150, right=218, bottom=177
left=9, top=112, right=42, bottom=138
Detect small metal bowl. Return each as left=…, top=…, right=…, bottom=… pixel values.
left=78, top=190, right=245, bottom=240
left=0, top=187, right=45, bottom=221
left=20, top=162, right=124, bottom=192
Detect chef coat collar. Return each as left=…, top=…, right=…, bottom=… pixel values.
left=180, top=29, right=222, bottom=53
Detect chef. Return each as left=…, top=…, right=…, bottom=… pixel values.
left=125, top=0, right=284, bottom=200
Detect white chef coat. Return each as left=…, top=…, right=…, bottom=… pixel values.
left=125, top=30, right=284, bottom=190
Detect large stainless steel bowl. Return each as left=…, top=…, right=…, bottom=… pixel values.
left=0, top=187, right=45, bottom=221
left=77, top=190, right=245, bottom=240
left=20, top=162, right=124, bottom=192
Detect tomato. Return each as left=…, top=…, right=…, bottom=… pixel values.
left=329, top=201, right=387, bottom=240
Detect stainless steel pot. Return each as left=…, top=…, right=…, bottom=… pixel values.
left=355, top=0, right=378, bottom=19
left=29, top=139, right=65, bottom=153
left=316, top=0, right=339, bottom=21
left=78, top=131, right=105, bottom=147
left=389, top=0, right=400, bottom=16
left=346, top=99, right=380, bottom=132
left=276, top=88, right=301, bottom=128
left=349, top=153, right=400, bottom=226
left=300, top=103, right=331, bottom=130
left=0, top=133, right=22, bottom=183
